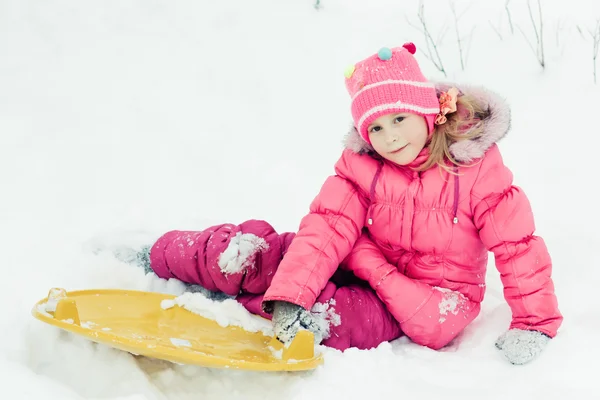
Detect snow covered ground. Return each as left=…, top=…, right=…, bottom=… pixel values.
left=1, top=0, right=600, bottom=399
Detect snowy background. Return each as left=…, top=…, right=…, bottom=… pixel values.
left=2, top=0, right=600, bottom=399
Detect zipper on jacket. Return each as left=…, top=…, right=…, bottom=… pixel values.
left=367, top=162, right=384, bottom=225
left=452, top=166, right=459, bottom=224
left=400, top=171, right=420, bottom=250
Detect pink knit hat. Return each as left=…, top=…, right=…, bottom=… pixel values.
left=344, top=43, right=440, bottom=143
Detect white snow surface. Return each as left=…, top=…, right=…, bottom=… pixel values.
left=2, top=0, right=600, bottom=399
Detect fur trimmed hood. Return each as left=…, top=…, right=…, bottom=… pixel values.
left=343, top=83, right=511, bottom=163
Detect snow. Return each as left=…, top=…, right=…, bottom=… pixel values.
left=80, top=321, right=97, bottom=329
left=44, top=287, right=68, bottom=312
left=169, top=338, right=192, bottom=348
left=44, top=299, right=59, bottom=313
left=161, top=292, right=274, bottom=336
left=434, top=286, right=468, bottom=323
left=217, top=232, right=269, bottom=275
left=312, top=299, right=342, bottom=328
left=160, top=299, right=176, bottom=310
left=268, top=346, right=284, bottom=361
left=1, top=0, right=600, bottom=399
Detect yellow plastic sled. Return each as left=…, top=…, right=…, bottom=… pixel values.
left=31, top=288, right=323, bottom=372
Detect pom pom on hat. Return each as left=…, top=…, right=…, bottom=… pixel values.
left=377, top=47, right=393, bottom=61
left=344, top=64, right=356, bottom=78
left=402, top=42, right=416, bottom=54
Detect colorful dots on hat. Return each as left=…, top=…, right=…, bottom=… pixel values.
left=377, top=47, right=393, bottom=61
left=344, top=64, right=356, bottom=79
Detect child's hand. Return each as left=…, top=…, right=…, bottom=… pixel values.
left=495, top=329, right=551, bottom=365
left=272, top=301, right=328, bottom=345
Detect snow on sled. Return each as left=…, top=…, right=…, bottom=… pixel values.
left=31, top=288, right=323, bottom=371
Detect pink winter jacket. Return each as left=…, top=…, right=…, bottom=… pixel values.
left=263, top=84, right=563, bottom=343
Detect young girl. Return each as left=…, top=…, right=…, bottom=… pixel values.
left=136, top=43, right=562, bottom=365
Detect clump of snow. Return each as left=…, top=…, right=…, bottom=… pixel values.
left=80, top=321, right=97, bottom=329
left=311, top=298, right=341, bottom=327
left=268, top=346, right=283, bottom=360
left=44, top=288, right=67, bottom=312
left=160, top=299, right=176, bottom=310
left=44, top=300, right=58, bottom=312
left=169, top=338, right=192, bottom=348
left=48, top=288, right=67, bottom=299
left=434, top=287, right=469, bottom=323
left=166, top=292, right=273, bottom=337
left=217, top=232, right=269, bottom=275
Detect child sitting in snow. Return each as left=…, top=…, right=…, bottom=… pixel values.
left=134, top=43, right=562, bottom=365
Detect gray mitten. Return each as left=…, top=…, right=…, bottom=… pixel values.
left=136, top=245, right=153, bottom=274
left=495, top=329, right=551, bottom=365
left=271, top=301, right=329, bottom=345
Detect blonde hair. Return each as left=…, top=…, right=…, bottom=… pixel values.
left=415, top=94, right=489, bottom=173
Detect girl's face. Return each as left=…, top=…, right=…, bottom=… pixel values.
left=367, top=113, right=428, bottom=165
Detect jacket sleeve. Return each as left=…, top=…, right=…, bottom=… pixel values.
left=471, top=145, right=563, bottom=337
left=262, top=150, right=370, bottom=310
left=341, top=232, right=397, bottom=288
